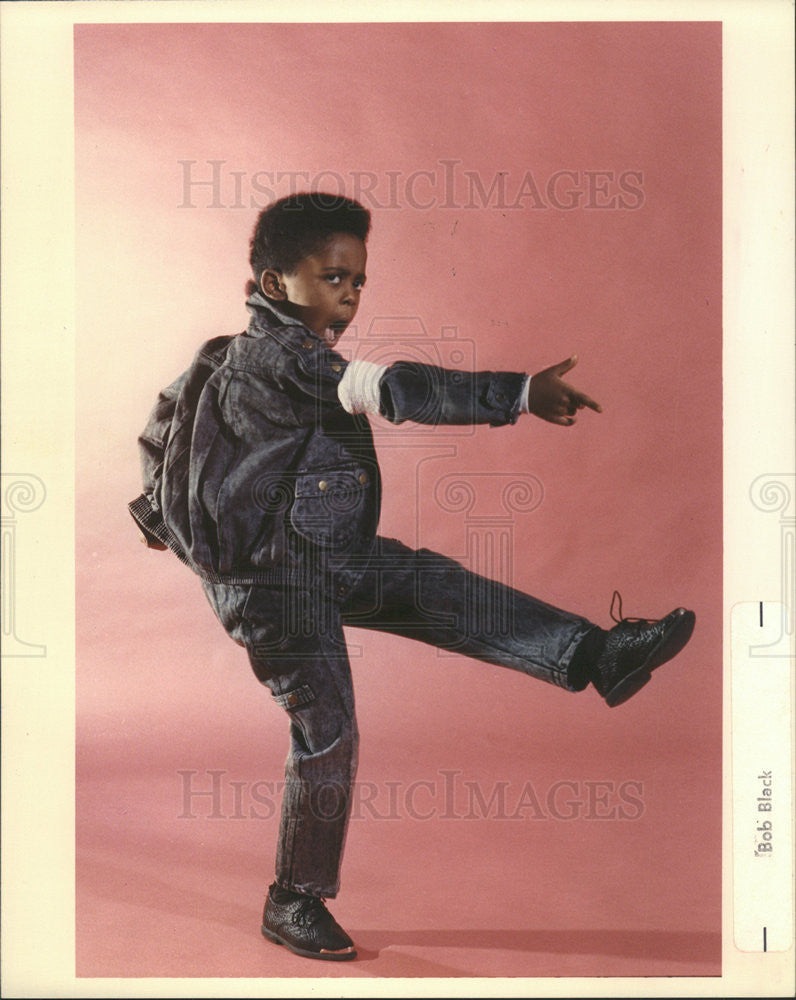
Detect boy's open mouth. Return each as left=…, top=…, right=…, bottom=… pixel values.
left=323, top=320, right=349, bottom=344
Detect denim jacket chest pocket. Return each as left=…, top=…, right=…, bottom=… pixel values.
left=290, top=465, right=372, bottom=550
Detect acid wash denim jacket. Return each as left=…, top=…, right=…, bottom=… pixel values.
left=128, top=291, right=527, bottom=599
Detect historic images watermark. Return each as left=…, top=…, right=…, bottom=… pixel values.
left=178, top=159, right=646, bottom=212
left=177, top=768, right=645, bottom=823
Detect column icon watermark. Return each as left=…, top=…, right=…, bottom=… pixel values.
left=1, top=474, right=47, bottom=657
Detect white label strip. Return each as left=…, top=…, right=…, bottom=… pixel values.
left=731, top=601, right=794, bottom=952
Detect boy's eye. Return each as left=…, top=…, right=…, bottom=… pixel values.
left=324, top=273, right=365, bottom=290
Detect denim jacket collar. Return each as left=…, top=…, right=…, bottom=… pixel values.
left=245, top=289, right=318, bottom=340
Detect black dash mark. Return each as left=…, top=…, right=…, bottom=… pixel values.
left=760, top=602, right=764, bottom=627
left=763, top=926, right=767, bottom=951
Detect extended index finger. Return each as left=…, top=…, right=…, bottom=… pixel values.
left=573, top=390, right=602, bottom=413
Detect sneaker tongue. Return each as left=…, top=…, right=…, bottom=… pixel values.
left=296, top=895, right=328, bottom=927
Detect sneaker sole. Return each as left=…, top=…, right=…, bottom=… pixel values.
left=261, top=924, right=357, bottom=961
left=605, top=608, right=696, bottom=708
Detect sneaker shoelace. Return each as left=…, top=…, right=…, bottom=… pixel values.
left=610, top=590, right=654, bottom=626
left=292, top=895, right=329, bottom=928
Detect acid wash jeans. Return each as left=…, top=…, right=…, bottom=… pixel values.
left=202, top=535, right=595, bottom=899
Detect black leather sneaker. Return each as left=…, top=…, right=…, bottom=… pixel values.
left=261, top=883, right=357, bottom=961
left=593, top=592, right=696, bottom=707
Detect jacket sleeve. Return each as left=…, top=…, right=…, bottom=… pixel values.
left=137, top=372, right=188, bottom=496
left=274, top=335, right=526, bottom=427
left=128, top=371, right=189, bottom=553
left=378, top=362, right=526, bottom=427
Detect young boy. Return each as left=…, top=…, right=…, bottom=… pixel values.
left=129, top=193, right=695, bottom=962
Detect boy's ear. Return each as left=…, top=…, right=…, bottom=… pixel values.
left=259, top=269, right=287, bottom=301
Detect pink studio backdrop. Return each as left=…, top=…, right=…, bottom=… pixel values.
left=75, top=22, right=722, bottom=979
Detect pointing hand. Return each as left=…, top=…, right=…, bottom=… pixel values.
left=528, top=355, right=602, bottom=426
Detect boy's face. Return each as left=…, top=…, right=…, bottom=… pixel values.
left=261, top=232, right=367, bottom=347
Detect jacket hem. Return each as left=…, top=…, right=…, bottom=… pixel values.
left=128, top=493, right=349, bottom=589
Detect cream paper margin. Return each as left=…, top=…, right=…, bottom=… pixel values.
left=1, top=0, right=793, bottom=996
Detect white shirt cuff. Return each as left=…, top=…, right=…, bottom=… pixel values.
left=338, top=359, right=388, bottom=416
left=520, top=374, right=531, bottom=414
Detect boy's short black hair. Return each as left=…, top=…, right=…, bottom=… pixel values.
left=248, top=192, right=371, bottom=287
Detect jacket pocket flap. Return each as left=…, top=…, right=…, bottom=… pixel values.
left=273, top=684, right=315, bottom=710
left=293, top=467, right=369, bottom=500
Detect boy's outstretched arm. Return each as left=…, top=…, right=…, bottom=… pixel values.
left=527, top=355, right=602, bottom=426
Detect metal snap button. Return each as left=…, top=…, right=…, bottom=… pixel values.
left=331, top=363, right=342, bottom=372
left=287, top=693, right=298, bottom=707
left=358, top=472, right=368, bottom=484
left=318, top=480, right=328, bottom=491
left=302, top=339, right=314, bottom=349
